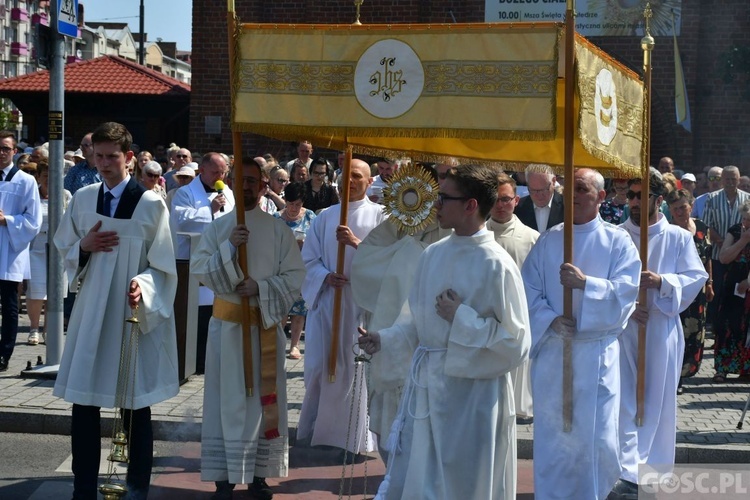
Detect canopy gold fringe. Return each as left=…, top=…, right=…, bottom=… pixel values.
left=231, top=124, right=556, bottom=143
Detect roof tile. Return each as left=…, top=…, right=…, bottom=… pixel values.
left=0, top=55, right=190, bottom=96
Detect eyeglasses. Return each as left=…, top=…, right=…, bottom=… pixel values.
left=529, top=185, right=552, bottom=195
left=496, top=196, right=515, bottom=204
left=437, top=193, right=469, bottom=204
left=0, top=146, right=13, bottom=153
left=312, top=171, right=327, bottom=177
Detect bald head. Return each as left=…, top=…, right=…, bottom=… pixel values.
left=349, top=158, right=374, bottom=201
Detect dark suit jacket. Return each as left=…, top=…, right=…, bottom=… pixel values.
left=514, top=191, right=564, bottom=232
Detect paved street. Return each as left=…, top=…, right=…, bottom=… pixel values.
left=1, top=312, right=750, bottom=497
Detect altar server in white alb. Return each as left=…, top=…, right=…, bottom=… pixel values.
left=351, top=163, right=450, bottom=458
left=613, top=169, right=707, bottom=497
left=297, top=159, right=384, bottom=462
left=54, top=122, right=179, bottom=499
left=0, top=130, right=41, bottom=371
left=522, top=168, right=641, bottom=500
left=358, top=164, right=530, bottom=500
left=191, top=157, right=306, bottom=500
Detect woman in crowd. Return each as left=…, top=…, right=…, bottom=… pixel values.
left=273, top=182, right=316, bottom=359
left=303, top=157, right=339, bottom=213
left=140, top=160, right=167, bottom=200
left=266, top=164, right=289, bottom=211
left=599, top=178, right=629, bottom=224
left=27, top=161, right=72, bottom=345
left=667, top=189, right=713, bottom=392
left=715, top=200, right=750, bottom=382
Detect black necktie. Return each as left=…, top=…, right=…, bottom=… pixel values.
left=103, top=192, right=114, bottom=217
left=0, top=171, right=4, bottom=181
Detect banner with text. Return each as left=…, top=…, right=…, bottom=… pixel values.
left=484, top=0, right=683, bottom=37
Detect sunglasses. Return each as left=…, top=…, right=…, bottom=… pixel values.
left=175, top=154, right=190, bottom=159
left=626, top=190, right=659, bottom=200
left=708, top=176, right=721, bottom=182
left=145, top=172, right=160, bottom=179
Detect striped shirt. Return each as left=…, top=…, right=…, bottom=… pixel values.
left=703, top=189, right=750, bottom=259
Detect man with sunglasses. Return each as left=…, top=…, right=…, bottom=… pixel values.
left=358, top=164, right=530, bottom=500
left=164, top=148, right=192, bottom=192
left=691, top=165, right=722, bottom=219
left=523, top=168, right=640, bottom=499
left=0, top=130, right=42, bottom=372
left=614, top=169, right=707, bottom=498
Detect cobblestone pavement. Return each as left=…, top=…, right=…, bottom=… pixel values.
left=2, top=314, right=750, bottom=463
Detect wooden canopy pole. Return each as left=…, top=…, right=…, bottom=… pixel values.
left=328, top=146, right=352, bottom=382
left=561, top=0, right=576, bottom=433
left=227, top=0, right=253, bottom=395
left=637, top=3, right=655, bottom=427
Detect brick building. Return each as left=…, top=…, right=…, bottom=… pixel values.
left=190, top=0, right=750, bottom=172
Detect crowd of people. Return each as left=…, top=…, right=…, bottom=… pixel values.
left=0, top=124, right=747, bottom=499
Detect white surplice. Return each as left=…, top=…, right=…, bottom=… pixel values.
left=487, top=214, right=539, bottom=418
left=0, top=166, right=42, bottom=282
left=351, top=220, right=450, bottom=440
left=619, top=215, right=707, bottom=483
left=374, top=231, right=530, bottom=500
left=53, top=184, right=179, bottom=409
left=191, top=208, right=305, bottom=484
left=297, top=198, right=384, bottom=453
left=522, top=217, right=641, bottom=500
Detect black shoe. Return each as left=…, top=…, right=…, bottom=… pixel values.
left=338, top=449, right=365, bottom=465
left=248, top=476, right=272, bottom=500
left=211, top=480, right=234, bottom=500
left=0, top=356, right=8, bottom=372
left=610, top=478, right=638, bottom=500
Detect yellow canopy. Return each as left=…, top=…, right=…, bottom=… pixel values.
left=232, top=22, right=644, bottom=177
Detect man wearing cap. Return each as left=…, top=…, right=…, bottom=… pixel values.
left=613, top=169, right=707, bottom=498
left=166, top=163, right=196, bottom=212
left=64, top=132, right=99, bottom=195
left=680, top=173, right=697, bottom=196
left=170, top=152, right=235, bottom=373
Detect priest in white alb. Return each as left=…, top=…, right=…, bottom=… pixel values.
left=486, top=171, right=539, bottom=423
left=297, top=159, right=385, bottom=461
left=522, top=168, right=641, bottom=500
left=190, top=158, right=305, bottom=500
left=613, top=170, right=707, bottom=497
left=358, top=164, right=529, bottom=500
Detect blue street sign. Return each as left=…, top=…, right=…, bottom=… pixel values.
left=58, top=0, right=78, bottom=38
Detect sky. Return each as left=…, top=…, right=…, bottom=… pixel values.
left=82, top=0, right=193, bottom=51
